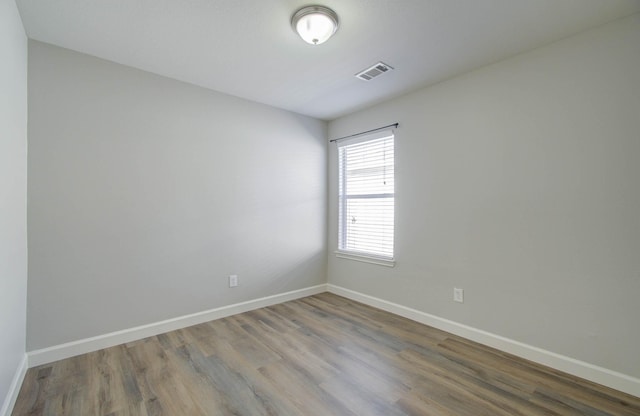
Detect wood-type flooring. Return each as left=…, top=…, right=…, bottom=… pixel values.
left=13, top=293, right=640, bottom=415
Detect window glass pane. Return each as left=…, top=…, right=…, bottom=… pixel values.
left=343, top=197, right=394, bottom=257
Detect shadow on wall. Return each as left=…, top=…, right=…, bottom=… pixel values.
left=248, top=250, right=327, bottom=298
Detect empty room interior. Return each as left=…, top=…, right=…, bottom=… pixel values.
left=2, top=0, right=640, bottom=415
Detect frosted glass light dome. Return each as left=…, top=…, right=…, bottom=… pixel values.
left=291, top=6, right=339, bottom=45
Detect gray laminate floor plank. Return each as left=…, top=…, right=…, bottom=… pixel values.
left=12, top=293, right=640, bottom=416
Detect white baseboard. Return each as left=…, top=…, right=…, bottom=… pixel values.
left=0, top=354, right=28, bottom=416
left=24, top=283, right=640, bottom=398
left=28, top=284, right=327, bottom=367
left=327, top=284, right=640, bottom=398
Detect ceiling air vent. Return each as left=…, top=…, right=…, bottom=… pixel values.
left=355, top=62, right=394, bottom=81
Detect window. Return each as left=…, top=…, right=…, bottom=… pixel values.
left=337, top=130, right=394, bottom=265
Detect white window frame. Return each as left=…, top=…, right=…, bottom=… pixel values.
left=335, top=129, right=395, bottom=267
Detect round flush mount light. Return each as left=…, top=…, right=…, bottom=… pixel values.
left=291, top=5, right=339, bottom=45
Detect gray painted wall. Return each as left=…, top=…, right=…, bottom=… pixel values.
left=27, top=41, right=327, bottom=350
left=0, top=0, right=28, bottom=409
left=328, top=14, right=640, bottom=378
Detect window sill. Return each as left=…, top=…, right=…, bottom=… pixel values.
left=334, top=251, right=396, bottom=267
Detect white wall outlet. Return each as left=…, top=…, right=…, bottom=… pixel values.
left=453, top=287, right=464, bottom=303
left=229, top=274, right=238, bottom=288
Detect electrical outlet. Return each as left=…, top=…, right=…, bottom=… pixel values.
left=453, top=287, right=464, bottom=303
left=229, top=275, right=238, bottom=288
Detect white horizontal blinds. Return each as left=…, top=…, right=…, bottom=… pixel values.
left=338, top=131, right=394, bottom=258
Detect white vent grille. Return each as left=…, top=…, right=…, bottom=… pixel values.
left=355, top=62, right=394, bottom=81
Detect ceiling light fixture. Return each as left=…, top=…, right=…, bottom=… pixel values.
left=291, top=5, right=339, bottom=45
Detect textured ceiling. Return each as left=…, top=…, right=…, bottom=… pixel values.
left=15, top=0, right=640, bottom=120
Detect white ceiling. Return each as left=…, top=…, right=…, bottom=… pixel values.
left=16, top=0, right=640, bottom=120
